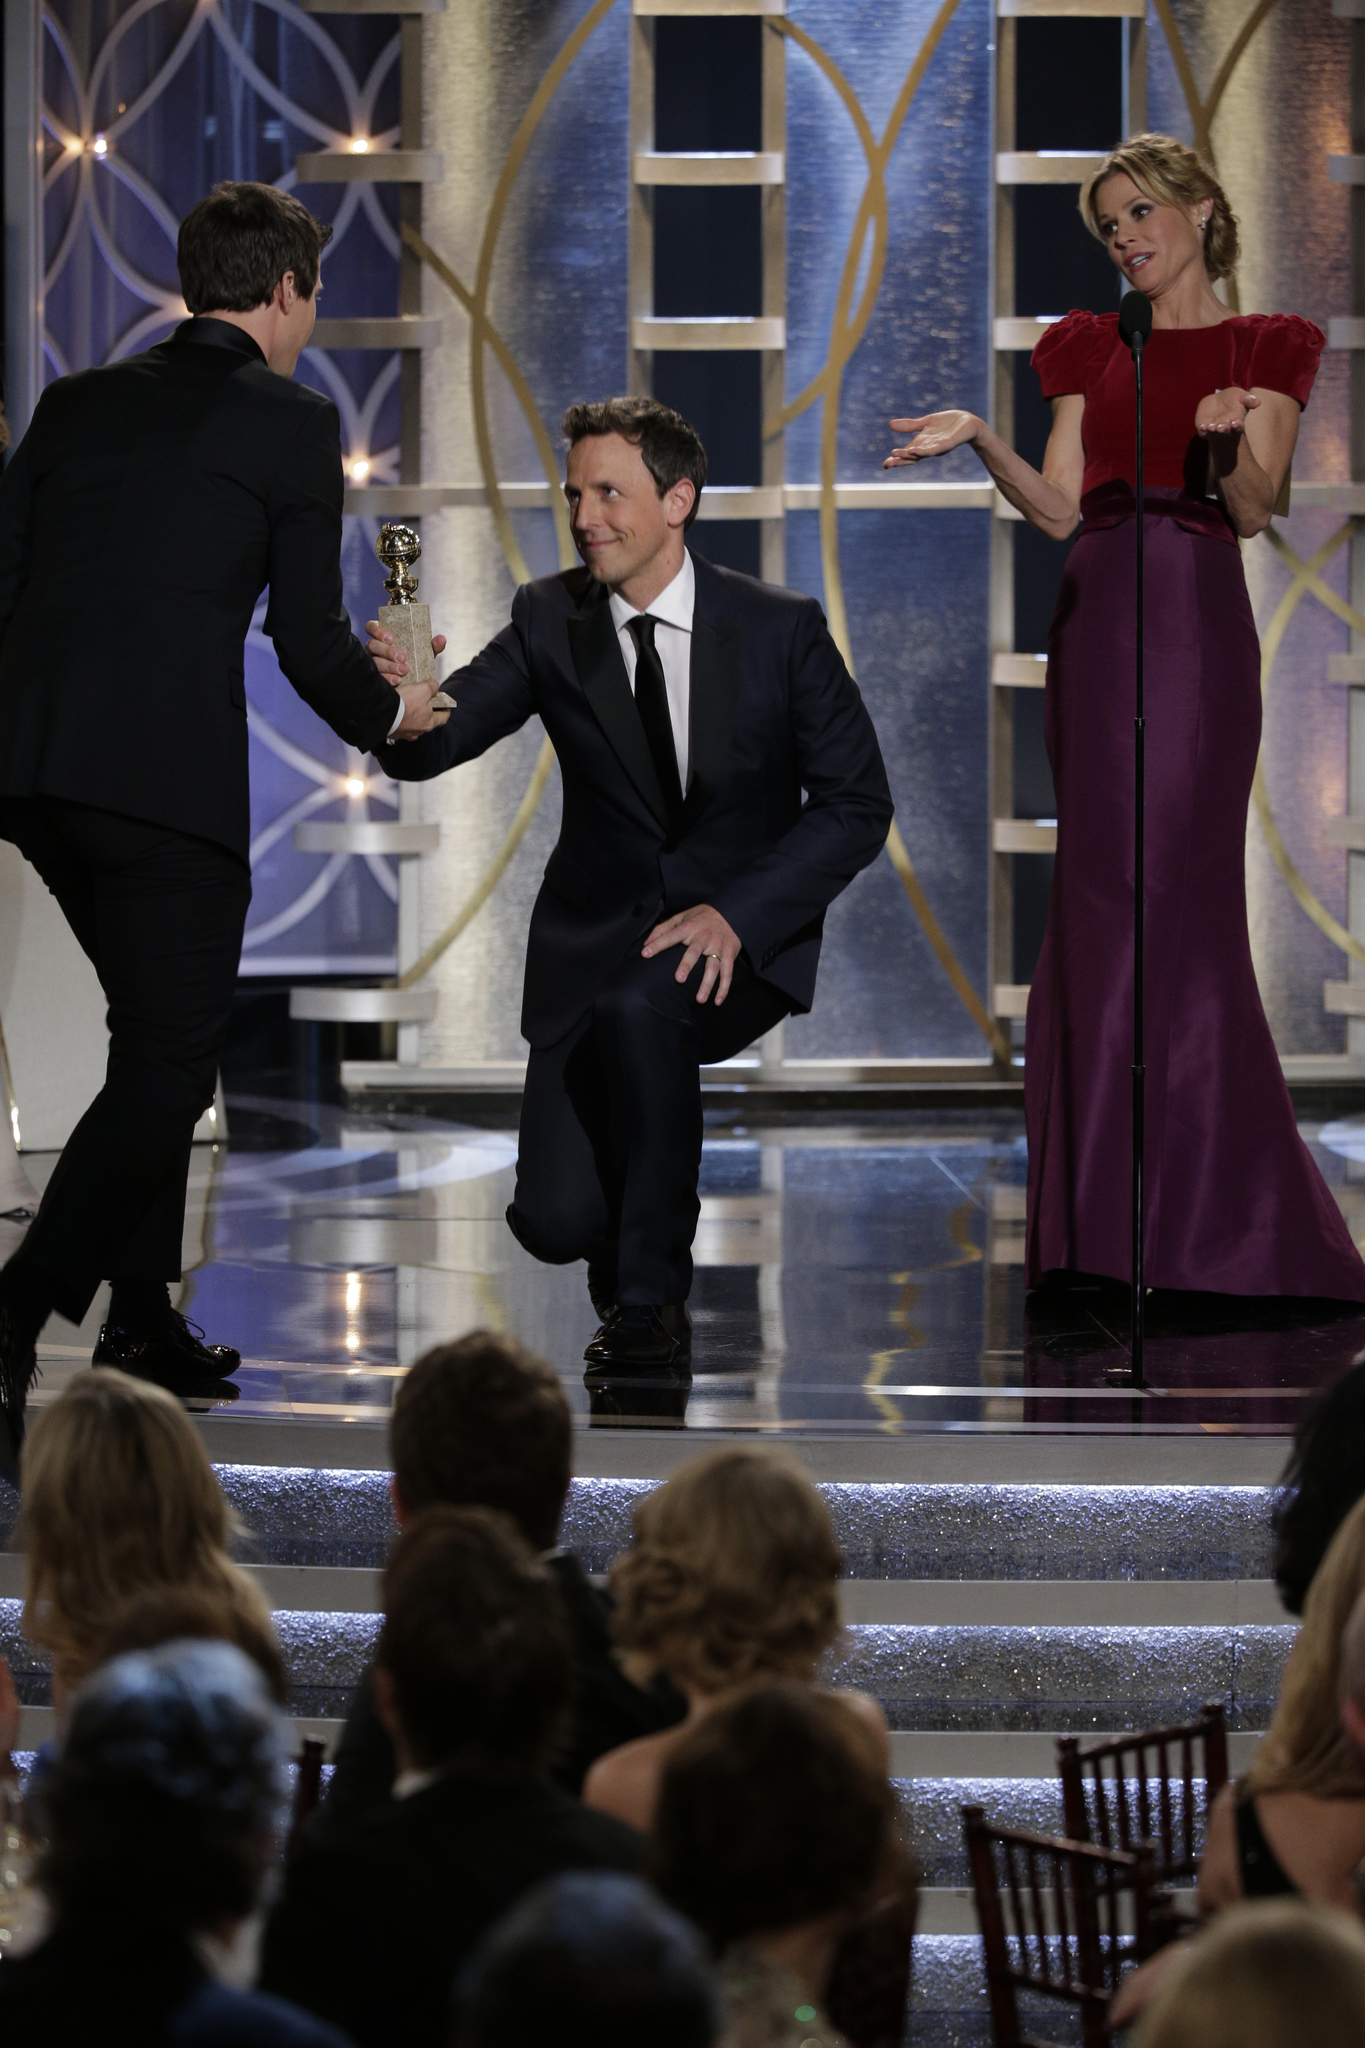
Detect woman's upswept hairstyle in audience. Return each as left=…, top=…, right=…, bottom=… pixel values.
left=1133, top=1900, right=1365, bottom=2048
left=1273, top=1354, right=1365, bottom=1614
left=1243, top=1489, right=1365, bottom=1800
left=609, top=1449, right=843, bottom=1692
left=652, top=1682, right=907, bottom=1948
left=20, top=1370, right=276, bottom=1695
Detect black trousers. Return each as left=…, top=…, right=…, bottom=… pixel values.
left=508, top=944, right=790, bottom=1305
left=0, top=798, right=251, bottom=1324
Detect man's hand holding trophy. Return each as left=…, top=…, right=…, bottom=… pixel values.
left=371, top=522, right=454, bottom=741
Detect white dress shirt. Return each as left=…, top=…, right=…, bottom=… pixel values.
left=608, top=550, right=695, bottom=793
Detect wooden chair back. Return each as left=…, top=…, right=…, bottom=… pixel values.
left=1057, top=1703, right=1229, bottom=1886
left=962, top=1802, right=1154, bottom=2048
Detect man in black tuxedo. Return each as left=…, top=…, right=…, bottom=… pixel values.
left=317, top=1328, right=683, bottom=1828
left=0, top=182, right=446, bottom=1461
left=370, top=397, right=892, bottom=1374
left=260, top=1505, right=644, bottom=2048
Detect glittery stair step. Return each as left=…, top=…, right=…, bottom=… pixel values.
left=0, top=1469, right=1272, bottom=1579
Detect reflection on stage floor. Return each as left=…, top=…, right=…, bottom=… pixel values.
left=16, top=1098, right=1365, bottom=1438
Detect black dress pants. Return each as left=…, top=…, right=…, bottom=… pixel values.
left=508, top=944, right=790, bottom=1305
left=0, top=798, right=251, bottom=1324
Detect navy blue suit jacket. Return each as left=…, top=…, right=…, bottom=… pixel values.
left=375, top=551, right=893, bottom=1047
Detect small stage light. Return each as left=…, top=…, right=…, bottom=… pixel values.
left=350, top=457, right=370, bottom=482
left=344, top=776, right=366, bottom=798
left=345, top=1273, right=362, bottom=1313
left=90, top=136, right=108, bottom=157
left=349, top=137, right=370, bottom=154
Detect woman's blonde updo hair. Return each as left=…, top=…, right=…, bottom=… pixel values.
left=608, top=1447, right=843, bottom=1695
left=1240, top=1487, right=1365, bottom=1802
left=20, top=1369, right=277, bottom=1696
left=1081, top=133, right=1240, bottom=283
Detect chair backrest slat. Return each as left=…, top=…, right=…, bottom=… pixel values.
left=962, top=1804, right=1155, bottom=2048
left=1055, top=1703, right=1229, bottom=1885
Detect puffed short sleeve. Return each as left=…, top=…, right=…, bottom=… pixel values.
left=1241, top=314, right=1325, bottom=409
left=1031, top=311, right=1103, bottom=399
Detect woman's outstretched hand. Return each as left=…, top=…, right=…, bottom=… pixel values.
left=884, top=411, right=982, bottom=468
left=1194, top=386, right=1260, bottom=439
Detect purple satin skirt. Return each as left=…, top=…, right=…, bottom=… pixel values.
left=1025, top=486, right=1365, bottom=1299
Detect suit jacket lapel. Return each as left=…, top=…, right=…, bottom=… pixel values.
left=679, top=571, right=741, bottom=836
left=567, top=588, right=672, bottom=832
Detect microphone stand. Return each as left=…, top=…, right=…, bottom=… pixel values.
left=1128, top=314, right=1147, bottom=1387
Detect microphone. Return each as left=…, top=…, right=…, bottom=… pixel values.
left=1119, top=288, right=1153, bottom=356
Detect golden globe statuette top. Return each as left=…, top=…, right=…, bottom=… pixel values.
left=375, top=522, right=454, bottom=712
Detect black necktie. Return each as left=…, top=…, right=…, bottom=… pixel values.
left=627, top=615, right=684, bottom=822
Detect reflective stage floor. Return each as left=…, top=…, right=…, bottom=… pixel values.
left=17, top=1098, right=1365, bottom=1440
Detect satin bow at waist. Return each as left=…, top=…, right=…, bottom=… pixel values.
left=1079, top=481, right=1238, bottom=546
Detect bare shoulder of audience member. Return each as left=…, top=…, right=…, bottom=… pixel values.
left=321, top=1330, right=683, bottom=1828
left=19, top=1370, right=276, bottom=1709
left=96, top=1581, right=289, bottom=1704
left=260, top=1504, right=644, bottom=2048
left=1274, top=1353, right=1365, bottom=1614
left=1132, top=1900, right=1365, bottom=2048
left=652, top=1682, right=914, bottom=2048
left=453, top=1871, right=719, bottom=2048
left=1201, top=1493, right=1365, bottom=1916
left=0, top=1639, right=351, bottom=2047
left=585, top=1449, right=886, bottom=1834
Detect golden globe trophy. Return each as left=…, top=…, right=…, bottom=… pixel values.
left=375, top=522, right=454, bottom=711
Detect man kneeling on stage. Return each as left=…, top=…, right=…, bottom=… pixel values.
left=369, top=399, right=892, bottom=1377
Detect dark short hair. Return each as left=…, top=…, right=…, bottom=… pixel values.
left=389, top=1331, right=571, bottom=1552
left=562, top=397, right=707, bottom=530
left=652, top=1683, right=901, bottom=1947
left=177, top=181, right=333, bottom=314
left=454, top=1873, right=719, bottom=2048
left=1274, top=1353, right=1365, bottom=1614
left=376, top=1503, right=572, bottom=1774
left=40, top=1640, right=286, bottom=1933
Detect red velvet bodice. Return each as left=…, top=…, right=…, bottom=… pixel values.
left=1031, top=310, right=1324, bottom=500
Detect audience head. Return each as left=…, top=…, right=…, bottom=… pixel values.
left=454, top=1872, right=719, bottom=2048
left=373, top=1502, right=571, bottom=1777
left=96, top=1581, right=289, bottom=1705
left=609, top=1449, right=843, bottom=1695
left=1273, top=1355, right=1365, bottom=1614
left=40, top=1639, right=288, bottom=1938
left=1340, top=1587, right=1365, bottom=1759
left=1132, top=1900, right=1365, bottom=2048
left=652, top=1682, right=902, bottom=1952
left=21, top=1369, right=275, bottom=1695
left=1245, top=1489, right=1365, bottom=1799
left=389, top=1331, right=571, bottom=1551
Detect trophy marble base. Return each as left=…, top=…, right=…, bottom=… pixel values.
left=378, top=600, right=437, bottom=688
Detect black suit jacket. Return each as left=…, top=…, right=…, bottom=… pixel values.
left=259, top=1773, right=643, bottom=2048
left=317, top=1552, right=685, bottom=1825
left=0, top=1918, right=354, bottom=2048
left=375, top=552, right=893, bottom=1046
left=0, top=319, right=399, bottom=862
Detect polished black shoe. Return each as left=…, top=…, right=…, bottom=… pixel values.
left=94, top=1312, right=241, bottom=1386
left=584, top=1303, right=692, bottom=1379
left=0, top=1305, right=39, bottom=1482
left=586, top=1262, right=618, bottom=1323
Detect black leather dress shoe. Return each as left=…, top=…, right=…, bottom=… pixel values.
left=0, top=1304, right=39, bottom=1482
left=94, top=1311, right=242, bottom=1394
left=586, top=1262, right=618, bottom=1323
left=583, top=1303, right=692, bottom=1378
